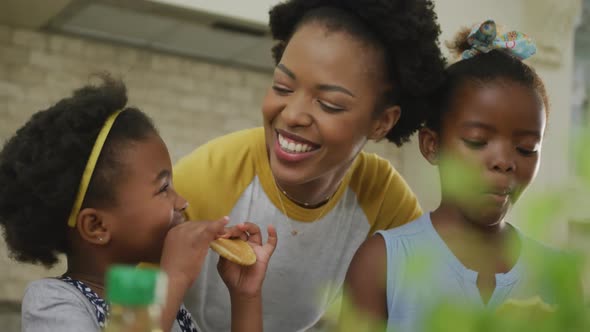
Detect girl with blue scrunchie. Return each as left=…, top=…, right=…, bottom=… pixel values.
left=342, top=20, right=582, bottom=332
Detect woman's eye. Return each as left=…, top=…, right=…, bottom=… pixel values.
left=317, top=99, right=345, bottom=113
left=462, top=139, right=487, bottom=149
left=272, top=85, right=292, bottom=95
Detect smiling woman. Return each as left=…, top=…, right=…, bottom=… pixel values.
left=172, top=0, right=447, bottom=331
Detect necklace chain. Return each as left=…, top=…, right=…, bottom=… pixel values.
left=276, top=181, right=330, bottom=207
left=273, top=181, right=332, bottom=236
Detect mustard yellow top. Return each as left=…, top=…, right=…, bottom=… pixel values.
left=173, top=127, right=421, bottom=332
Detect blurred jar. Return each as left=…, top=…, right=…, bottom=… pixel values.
left=103, top=265, right=167, bottom=332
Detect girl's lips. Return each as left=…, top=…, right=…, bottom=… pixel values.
left=482, top=181, right=515, bottom=205
left=170, top=213, right=186, bottom=227
left=486, top=192, right=510, bottom=204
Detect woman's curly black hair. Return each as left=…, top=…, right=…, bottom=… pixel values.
left=425, top=27, right=550, bottom=132
left=0, top=74, right=157, bottom=267
left=268, top=0, right=447, bottom=146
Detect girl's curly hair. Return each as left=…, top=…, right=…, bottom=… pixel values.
left=0, top=74, right=157, bottom=267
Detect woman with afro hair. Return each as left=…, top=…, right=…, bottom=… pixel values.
left=173, top=0, right=446, bottom=330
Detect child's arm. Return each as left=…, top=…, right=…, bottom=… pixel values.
left=218, top=223, right=278, bottom=332
left=159, top=218, right=229, bottom=332
left=230, top=294, right=263, bottom=332
left=341, top=234, right=388, bottom=332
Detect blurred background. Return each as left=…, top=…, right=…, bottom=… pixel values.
left=0, top=0, right=588, bottom=330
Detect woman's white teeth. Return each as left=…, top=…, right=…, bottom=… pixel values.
left=278, top=134, right=314, bottom=153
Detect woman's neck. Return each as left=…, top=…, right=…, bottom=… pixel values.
left=275, top=167, right=347, bottom=208
left=265, top=137, right=357, bottom=208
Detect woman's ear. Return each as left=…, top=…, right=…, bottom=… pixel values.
left=419, top=127, right=440, bottom=165
left=75, top=208, right=111, bottom=245
left=369, top=105, right=401, bottom=142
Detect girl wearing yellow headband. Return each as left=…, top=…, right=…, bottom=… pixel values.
left=0, top=74, right=276, bottom=332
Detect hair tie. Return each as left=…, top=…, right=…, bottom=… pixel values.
left=67, top=110, right=123, bottom=227
left=461, top=19, right=536, bottom=60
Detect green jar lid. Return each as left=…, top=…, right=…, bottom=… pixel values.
left=106, top=265, right=167, bottom=306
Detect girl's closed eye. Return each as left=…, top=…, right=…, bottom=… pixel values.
left=516, top=147, right=537, bottom=156
left=516, top=144, right=539, bottom=156
left=461, top=138, right=487, bottom=149
left=515, top=138, right=540, bottom=156
left=157, top=182, right=170, bottom=195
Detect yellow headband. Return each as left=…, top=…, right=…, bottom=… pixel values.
left=67, top=110, right=123, bottom=227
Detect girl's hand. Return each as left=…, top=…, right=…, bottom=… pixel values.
left=217, top=222, right=278, bottom=298
left=158, top=217, right=229, bottom=332
left=160, top=217, right=229, bottom=287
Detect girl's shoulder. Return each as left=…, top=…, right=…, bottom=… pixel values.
left=24, top=277, right=88, bottom=302
left=22, top=278, right=100, bottom=331
left=512, top=226, right=564, bottom=261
